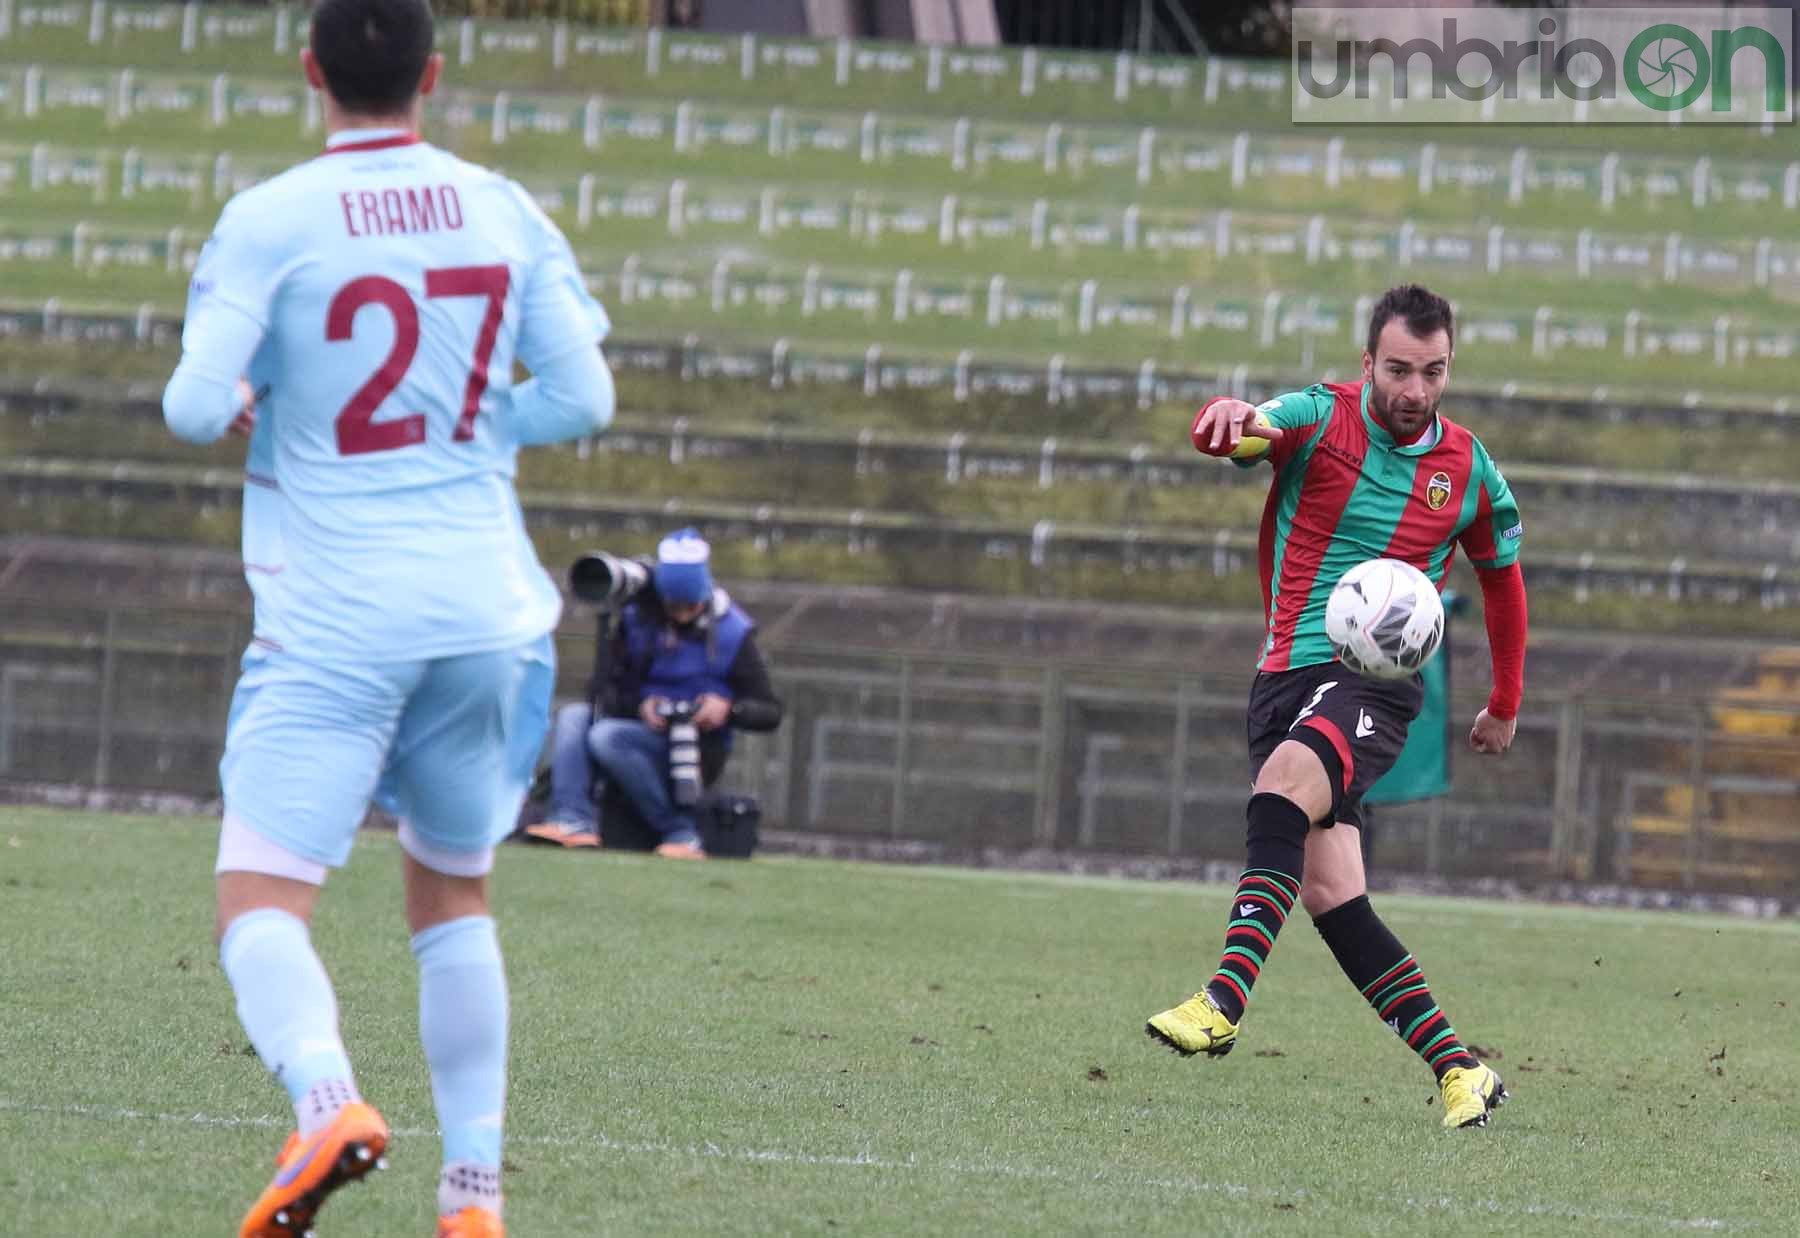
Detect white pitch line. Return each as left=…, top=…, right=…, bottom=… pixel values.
left=0, top=1098, right=1735, bottom=1231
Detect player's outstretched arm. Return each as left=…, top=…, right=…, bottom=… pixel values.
left=510, top=343, right=615, bottom=445
left=1190, top=397, right=1284, bottom=459
left=1470, top=562, right=1527, bottom=754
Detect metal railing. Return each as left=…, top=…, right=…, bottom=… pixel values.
left=9, top=607, right=1795, bottom=895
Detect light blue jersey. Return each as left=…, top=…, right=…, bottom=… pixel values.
left=166, top=127, right=613, bottom=662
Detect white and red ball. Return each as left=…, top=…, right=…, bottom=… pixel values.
left=1324, top=558, right=1446, bottom=679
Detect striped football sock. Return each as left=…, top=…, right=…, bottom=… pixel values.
left=1204, top=866, right=1300, bottom=1023
left=1315, top=894, right=1480, bottom=1079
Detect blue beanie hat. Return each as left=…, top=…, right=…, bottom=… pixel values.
left=654, top=527, right=713, bottom=605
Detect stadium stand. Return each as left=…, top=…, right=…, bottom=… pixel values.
left=2, top=16, right=1797, bottom=393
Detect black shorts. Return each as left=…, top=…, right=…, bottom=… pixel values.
left=1246, top=662, right=1424, bottom=830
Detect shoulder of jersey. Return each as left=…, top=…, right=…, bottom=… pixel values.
left=221, top=157, right=322, bottom=216
left=430, top=144, right=506, bottom=185
left=219, top=147, right=386, bottom=219
left=1256, top=384, right=1334, bottom=414
left=1436, top=411, right=1476, bottom=451
left=434, top=152, right=548, bottom=227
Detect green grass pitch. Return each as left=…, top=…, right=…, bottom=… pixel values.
left=3, top=804, right=1798, bottom=1235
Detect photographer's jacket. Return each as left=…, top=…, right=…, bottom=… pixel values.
left=589, top=584, right=783, bottom=739
left=630, top=601, right=748, bottom=703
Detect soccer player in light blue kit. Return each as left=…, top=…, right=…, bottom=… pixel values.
left=160, top=3, right=612, bottom=1234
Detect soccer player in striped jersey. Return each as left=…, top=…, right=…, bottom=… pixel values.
left=1145, top=284, right=1525, bottom=1129
left=160, top=1, right=614, bottom=1233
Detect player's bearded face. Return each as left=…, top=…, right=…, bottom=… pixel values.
left=1369, top=375, right=1440, bottom=440
left=1365, top=324, right=1450, bottom=442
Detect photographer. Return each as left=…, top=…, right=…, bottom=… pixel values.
left=529, top=528, right=781, bottom=858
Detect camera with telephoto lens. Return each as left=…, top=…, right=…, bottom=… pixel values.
left=656, top=698, right=703, bottom=808
left=569, top=551, right=650, bottom=606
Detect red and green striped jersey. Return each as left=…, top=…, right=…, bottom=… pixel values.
left=1243, top=380, right=1522, bottom=672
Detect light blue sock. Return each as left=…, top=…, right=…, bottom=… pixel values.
left=219, top=908, right=357, bottom=1130
left=413, top=915, right=509, bottom=1170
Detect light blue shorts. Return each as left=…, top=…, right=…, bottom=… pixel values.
left=220, top=633, right=555, bottom=868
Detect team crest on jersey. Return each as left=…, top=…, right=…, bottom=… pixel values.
left=1425, top=470, right=1453, bottom=510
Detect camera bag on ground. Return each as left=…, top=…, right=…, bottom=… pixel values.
left=589, top=784, right=759, bottom=858
left=513, top=770, right=759, bottom=859
left=698, top=793, right=760, bottom=859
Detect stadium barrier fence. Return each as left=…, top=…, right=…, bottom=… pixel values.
left=1, top=600, right=1796, bottom=898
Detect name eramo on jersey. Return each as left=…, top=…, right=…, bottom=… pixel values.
left=186, top=184, right=468, bottom=299
left=338, top=182, right=466, bottom=237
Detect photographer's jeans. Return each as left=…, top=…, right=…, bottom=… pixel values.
left=587, top=718, right=702, bottom=847
left=547, top=702, right=601, bottom=829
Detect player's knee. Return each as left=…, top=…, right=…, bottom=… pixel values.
left=1298, top=831, right=1369, bottom=917
left=401, top=840, right=492, bottom=934
left=1252, top=737, right=1338, bottom=824
left=1245, top=790, right=1310, bottom=845
left=1300, top=875, right=1361, bottom=919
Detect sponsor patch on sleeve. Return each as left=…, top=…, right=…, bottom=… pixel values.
left=1255, top=398, right=1282, bottom=414
left=1501, top=522, right=1523, bottom=540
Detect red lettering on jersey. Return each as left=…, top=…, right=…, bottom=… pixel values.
left=340, top=185, right=463, bottom=237
left=358, top=191, right=383, bottom=237
left=403, top=186, right=439, bottom=233
left=381, top=188, right=406, bottom=235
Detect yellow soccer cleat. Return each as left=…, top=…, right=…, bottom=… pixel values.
left=240, top=1101, right=389, bottom=1237
left=1439, top=1063, right=1509, bottom=1129
left=437, top=1205, right=505, bottom=1237
left=1145, top=990, right=1239, bottom=1057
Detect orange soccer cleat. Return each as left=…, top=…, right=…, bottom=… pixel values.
left=239, top=1101, right=390, bottom=1237
left=436, top=1205, right=505, bottom=1237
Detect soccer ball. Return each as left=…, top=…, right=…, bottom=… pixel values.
left=1324, top=558, right=1445, bottom=679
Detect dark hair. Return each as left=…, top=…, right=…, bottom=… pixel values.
left=1366, top=283, right=1454, bottom=358
left=310, top=0, right=435, bottom=116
